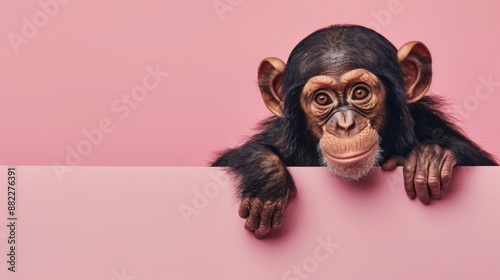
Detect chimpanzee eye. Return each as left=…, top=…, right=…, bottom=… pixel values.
left=352, top=86, right=370, bottom=100
left=314, top=92, right=333, bottom=106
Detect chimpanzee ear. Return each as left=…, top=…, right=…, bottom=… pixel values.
left=258, top=57, right=286, bottom=117
left=397, top=41, right=432, bottom=104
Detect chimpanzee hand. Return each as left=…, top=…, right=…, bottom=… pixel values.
left=402, top=144, right=457, bottom=204
left=238, top=180, right=296, bottom=239
left=211, top=144, right=298, bottom=238
left=383, top=144, right=457, bottom=204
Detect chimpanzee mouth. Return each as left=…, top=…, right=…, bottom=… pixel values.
left=322, top=143, right=379, bottom=165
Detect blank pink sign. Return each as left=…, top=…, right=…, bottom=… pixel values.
left=1, top=0, right=499, bottom=166
left=0, top=166, right=499, bottom=279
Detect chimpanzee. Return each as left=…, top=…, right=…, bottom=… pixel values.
left=212, top=24, right=498, bottom=238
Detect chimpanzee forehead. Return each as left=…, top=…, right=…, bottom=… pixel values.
left=301, top=45, right=384, bottom=76
left=287, top=25, right=399, bottom=76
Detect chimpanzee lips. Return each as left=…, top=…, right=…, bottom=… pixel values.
left=319, top=125, right=380, bottom=166
left=322, top=143, right=378, bottom=165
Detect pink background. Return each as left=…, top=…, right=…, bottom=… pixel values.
left=1, top=166, right=500, bottom=279
left=1, top=0, right=500, bottom=166
left=2, top=2, right=500, bottom=278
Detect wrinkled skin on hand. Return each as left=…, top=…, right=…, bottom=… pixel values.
left=238, top=187, right=296, bottom=239
left=383, top=144, right=457, bottom=204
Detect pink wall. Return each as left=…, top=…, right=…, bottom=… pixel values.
left=1, top=0, right=499, bottom=166
left=1, top=166, right=499, bottom=279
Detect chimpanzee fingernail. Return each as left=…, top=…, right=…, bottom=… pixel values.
left=407, top=192, right=415, bottom=199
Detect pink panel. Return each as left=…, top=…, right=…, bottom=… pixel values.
left=0, top=166, right=499, bottom=279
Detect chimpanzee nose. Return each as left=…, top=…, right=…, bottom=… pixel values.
left=325, top=109, right=368, bottom=138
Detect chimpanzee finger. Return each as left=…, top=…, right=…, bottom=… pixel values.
left=427, top=153, right=442, bottom=200
left=403, top=151, right=418, bottom=199
left=238, top=197, right=251, bottom=219
left=253, top=202, right=273, bottom=238
left=244, top=200, right=262, bottom=232
left=272, top=191, right=297, bottom=228
left=414, top=152, right=431, bottom=204
left=271, top=197, right=288, bottom=229
left=441, top=152, right=456, bottom=190
left=272, top=208, right=284, bottom=229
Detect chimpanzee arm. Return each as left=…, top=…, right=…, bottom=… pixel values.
left=411, top=96, right=497, bottom=166
left=385, top=96, right=498, bottom=204
left=212, top=132, right=296, bottom=238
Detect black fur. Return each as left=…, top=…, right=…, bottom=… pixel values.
left=212, top=24, right=498, bottom=200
